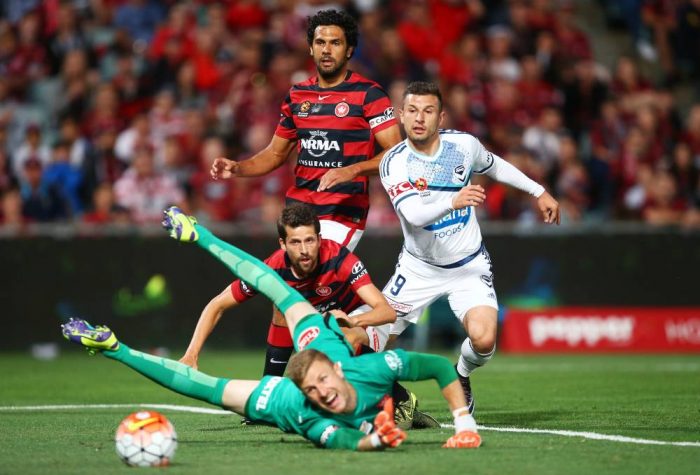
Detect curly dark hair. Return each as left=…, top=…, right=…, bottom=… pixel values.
left=277, top=203, right=321, bottom=240
left=306, top=9, right=358, bottom=55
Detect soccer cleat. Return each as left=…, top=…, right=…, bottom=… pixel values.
left=455, top=364, right=475, bottom=415
left=162, top=206, right=198, bottom=242
left=393, top=390, right=417, bottom=430
left=443, top=430, right=482, bottom=449
left=61, top=317, right=119, bottom=355
left=411, top=406, right=441, bottom=429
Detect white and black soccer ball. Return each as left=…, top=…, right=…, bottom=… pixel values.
left=115, top=410, right=178, bottom=467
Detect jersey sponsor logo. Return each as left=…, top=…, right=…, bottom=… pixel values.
left=240, top=281, right=254, bottom=295
left=384, top=350, right=403, bottom=372
left=351, top=262, right=365, bottom=275
left=297, top=158, right=342, bottom=168
left=369, top=107, right=395, bottom=128
left=297, top=326, right=320, bottom=350
left=315, top=286, right=332, bottom=297
left=300, top=130, right=341, bottom=158
left=255, top=376, right=282, bottom=411
left=384, top=296, right=413, bottom=315
left=387, top=181, right=413, bottom=200
left=319, top=424, right=339, bottom=445
left=298, top=100, right=312, bottom=118
left=335, top=102, right=350, bottom=118
left=350, top=268, right=368, bottom=285
left=423, top=208, right=471, bottom=231
left=414, top=177, right=428, bottom=191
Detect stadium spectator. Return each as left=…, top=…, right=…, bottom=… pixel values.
left=675, top=0, right=700, bottom=83
left=0, top=187, right=25, bottom=228
left=642, top=168, right=686, bottom=225
left=113, top=145, right=184, bottom=223
left=522, top=107, right=567, bottom=182
left=82, top=182, right=130, bottom=225
left=12, top=124, right=51, bottom=178
left=19, top=157, right=70, bottom=222
left=190, top=136, right=240, bottom=223
left=0, top=1, right=697, bottom=228
left=42, top=139, right=84, bottom=215
left=680, top=104, right=700, bottom=156
left=113, top=0, right=164, bottom=45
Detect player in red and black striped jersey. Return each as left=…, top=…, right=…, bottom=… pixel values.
left=210, top=9, right=402, bottom=251
left=231, top=239, right=372, bottom=321
left=178, top=204, right=395, bottom=376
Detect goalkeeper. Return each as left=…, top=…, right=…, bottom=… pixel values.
left=61, top=206, right=481, bottom=450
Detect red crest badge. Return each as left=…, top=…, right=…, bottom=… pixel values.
left=415, top=177, right=428, bottom=191
left=335, top=102, right=349, bottom=118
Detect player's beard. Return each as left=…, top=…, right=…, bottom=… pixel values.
left=291, top=254, right=318, bottom=279
left=316, top=56, right=347, bottom=81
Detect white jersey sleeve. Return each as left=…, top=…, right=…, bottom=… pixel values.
left=472, top=140, right=545, bottom=197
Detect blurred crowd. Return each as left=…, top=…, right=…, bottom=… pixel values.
left=1, top=0, right=699, bottom=233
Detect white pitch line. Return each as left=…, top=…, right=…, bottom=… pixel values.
left=1, top=404, right=698, bottom=448
left=440, top=423, right=700, bottom=447
left=0, top=403, right=233, bottom=415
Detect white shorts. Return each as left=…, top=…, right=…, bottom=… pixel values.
left=366, top=245, right=499, bottom=351
left=320, top=219, right=364, bottom=252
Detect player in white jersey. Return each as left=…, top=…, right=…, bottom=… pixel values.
left=369, top=82, right=560, bottom=413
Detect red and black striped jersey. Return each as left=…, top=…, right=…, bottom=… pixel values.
left=275, top=71, right=397, bottom=230
left=230, top=239, right=373, bottom=314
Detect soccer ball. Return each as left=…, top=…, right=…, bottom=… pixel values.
left=115, top=410, right=178, bottom=467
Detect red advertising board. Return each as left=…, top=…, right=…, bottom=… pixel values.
left=500, top=307, right=700, bottom=352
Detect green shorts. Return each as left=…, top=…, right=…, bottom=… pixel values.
left=292, top=313, right=355, bottom=363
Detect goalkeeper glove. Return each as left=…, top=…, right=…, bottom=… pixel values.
left=371, top=398, right=407, bottom=448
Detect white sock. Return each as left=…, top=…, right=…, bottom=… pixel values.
left=457, top=337, right=495, bottom=377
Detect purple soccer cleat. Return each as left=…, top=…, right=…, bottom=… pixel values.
left=162, top=206, right=199, bottom=242
left=61, top=317, right=119, bottom=354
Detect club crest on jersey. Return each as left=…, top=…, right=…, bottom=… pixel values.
left=315, top=285, right=332, bottom=297
left=335, top=101, right=350, bottom=118
left=298, top=101, right=312, bottom=117
left=453, top=164, right=467, bottom=183
left=414, top=177, right=428, bottom=191
left=297, top=326, right=320, bottom=350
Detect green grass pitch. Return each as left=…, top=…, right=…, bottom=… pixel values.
left=1, top=350, right=699, bottom=475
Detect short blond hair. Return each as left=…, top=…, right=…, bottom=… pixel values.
left=286, top=349, right=333, bottom=388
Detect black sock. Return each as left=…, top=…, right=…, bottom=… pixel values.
left=392, top=381, right=411, bottom=406
left=262, top=345, right=293, bottom=377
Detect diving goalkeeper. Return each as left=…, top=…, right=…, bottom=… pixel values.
left=61, top=206, right=480, bottom=450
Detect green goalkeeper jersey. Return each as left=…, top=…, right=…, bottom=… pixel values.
left=245, top=348, right=412, bottom=449
left=244, top=313, right=457, bottom=450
